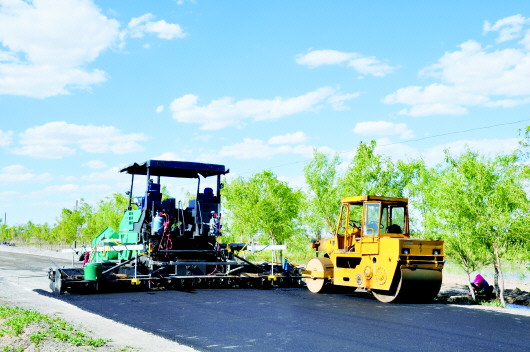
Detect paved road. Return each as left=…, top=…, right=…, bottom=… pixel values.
left=2, top=249, right=530, bottom=352
left=47, top=282, right=530, bottom=352
left=0, top=249, right=196, bottom=351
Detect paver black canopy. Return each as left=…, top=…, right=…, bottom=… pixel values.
left=120, top=160, right=228, bottom=179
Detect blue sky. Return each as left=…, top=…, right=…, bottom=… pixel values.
left=1, top=0, right=530, bottom=226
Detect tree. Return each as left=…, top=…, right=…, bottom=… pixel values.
left=420, top=149, right=530, bottom=305
left=0, top=219, right=10, bottom=242
left=222, top=170, right=303, bottom=262
left=418, top=158, right=488, bottom=300
left=303, top=150, right=341, bottom=235
left=394, top=158, right=436, bottom=237
left=54, top=207, right=86, bottom=244
left=222, top=176, right=260, bottom=244
left=83, top=193, right=129, bottom=241
left=251, top=171, right=303, bottom=246
left=339, top=141, right=406, bottom=198
left=53, top=193, right=130, bottom=244
left=477, top=153, right=530, bottom=305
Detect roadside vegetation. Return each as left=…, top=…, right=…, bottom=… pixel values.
left=0, top=304, right=121, bottom=351
left=1, top=127, right=529, bottom=307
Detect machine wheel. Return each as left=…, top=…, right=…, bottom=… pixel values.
left=305, top=257, right=333, bottom=293
left=49, top=270, right=64, bottom=295
left=372, top=268, right=442, bottom=303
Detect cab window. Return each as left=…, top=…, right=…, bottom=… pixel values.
left=348, top=204, right=362, bottom=230
left=385, top=205, right=405, bottom=234
left=364, top=203, right=380, bottom=236
left=337, top=204, right=348, bottom=235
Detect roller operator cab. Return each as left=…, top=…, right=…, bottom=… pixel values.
left=304, top=195, right=444, bottom=303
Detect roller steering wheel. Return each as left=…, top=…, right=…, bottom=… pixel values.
left=349, top=220, right=360, bottom=229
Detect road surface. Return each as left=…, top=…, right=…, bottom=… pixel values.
left=1, top=248, right=529, bottom=352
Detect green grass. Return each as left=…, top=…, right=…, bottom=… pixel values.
left=478, top=299, right=504, bottom=307
left=0, top=304, right=109, bottom=348
left=3, top=347, right=24, bottom=352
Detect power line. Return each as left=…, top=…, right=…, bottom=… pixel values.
left=240, top=117, right=530, bottom=176
left=377, top=118, right=530, bottom=148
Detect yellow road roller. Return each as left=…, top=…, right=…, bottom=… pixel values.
left=303, top=195, right=444, bottom=303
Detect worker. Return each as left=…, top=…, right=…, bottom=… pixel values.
left=470, top=274, right=494, bottom=298
left=209, top=211, right=221, bottom=236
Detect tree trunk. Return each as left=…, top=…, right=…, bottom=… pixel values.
left=463, top=259, right=476, bottom=301
left=493, top=244, right=506, bottom=307
left=466, top=271, right=476, bottom=301
left=271, top=232, right=277, bottom=263
left=493, top=264, right=499, bottom=297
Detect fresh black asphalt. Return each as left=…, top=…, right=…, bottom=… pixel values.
left=2, top=250, right=528, bottom=352
left=43, top=286, right=530, bottom=352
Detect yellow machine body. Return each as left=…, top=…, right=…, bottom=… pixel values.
left=304, top=195, right=444, bottom=303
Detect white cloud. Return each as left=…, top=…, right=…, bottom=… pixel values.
left=153, top=152, right=184, bottom=161
left=370, top=137, right=521, bottom=167
left=0, top=191, right=18, bottom=202
left=268, top=131, right=307, bottom=145
left=125, top=13, right=186, bottom=40
left=0, top=130, right=14, bottom=146
left=483, top=14, right=529, bottom=43
left=0, top=164, right=52, bottom=183
left=278, top=174, right=306, bottom=190
left=192, top=133, right=212, bottom=143
left=219, top=139, right=278, bottom=159
left=219, top=137, right=313, bottom=159
left=32, top=183, right=112, bottom=197
left=353, top=121, right=415, bottom=139
left=0, top=50, right=19, bottom=62
left=296, top=49, right=396, bottom=77
left=155, top=105, right=164, bottom=113
left=81, top=167, right=123, bottom=182
left=84, top=160, right=107, bottom=169
left=296, top=49, right=354, bottom=67
left=372, top=138, right=421, bottom=162
left=384, top=16, right=530, bottom=116
left=520, top=29, right=530, bottom=50
left=12, top=121, right=148, bottom=159
left=169, top=86, right=359, bottom=130
left=0, top=0, right=120, bottom=98
left=423, top=138, right=521, bottom=166
left=327, top=92, right=361, bottom=110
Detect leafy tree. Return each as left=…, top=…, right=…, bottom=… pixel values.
left=339, top=141, right=406, bottom=198
left=478, top=153, right=530, bottom=304
left=54, top=206, right=86, bottom=244
left=394, top=159, right=435, bottom=237
left=53, top=194, right=129, bottom=244
left=223, top=171, right=303, bottom=262
left=249, top=171, right=303, bottom=246
left=222, top=177, right=260, bottom=244
left=418, top=158, right=487, bottom=300
left=421, top=149, right=530, bottom=305
left=83, top=193, right=129, bottom=241
left=519, top=125, right=530, bottom=151
left=303, top=150, right=341, bottom=235
left=0, top=219, right=10, bottom=242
